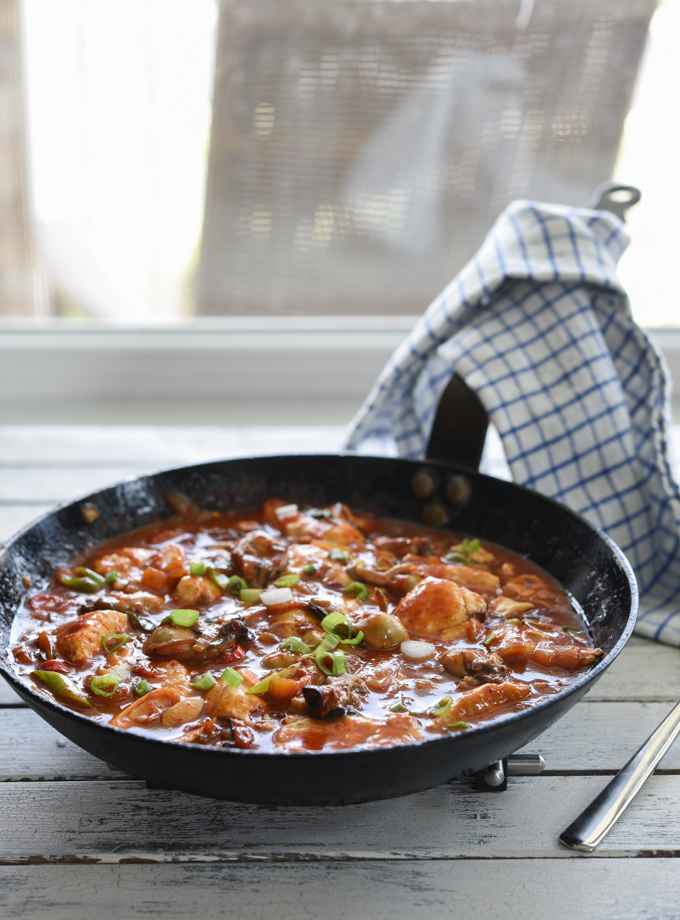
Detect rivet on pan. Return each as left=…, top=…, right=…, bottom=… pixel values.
left=446, top=476, right=471, bottom=505
left=411, top=470, right=435, bottom=498
left=81, top=502, right=100, bottom=523
left=421, top=503, right=447, bottom=527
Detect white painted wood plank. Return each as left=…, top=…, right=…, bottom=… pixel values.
left=0, top=701, right=678, bottom=782
left=1, top=775, right=680, bottom=861
left=1, top=859, right=680, bottom=920
left=0, top=425, right=347, bottom=465
left=587, top=635, right=680, bottom=701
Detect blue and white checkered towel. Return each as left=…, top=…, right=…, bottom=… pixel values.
left=345, top=200, right=680, bottom=646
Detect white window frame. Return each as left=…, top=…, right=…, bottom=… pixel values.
left=0, top=320, right=677, bottom=425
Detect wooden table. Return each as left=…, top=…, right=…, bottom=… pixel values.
left=1, top=425, right=680, bottom=919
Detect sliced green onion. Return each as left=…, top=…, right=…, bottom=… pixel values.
left=274, top=503, right=298, bottom=519
left=191, top=672, right=217, bottom=691
left=482, top=632, right=497, bottom=646
left=280, top=636, right=311, bottom=655
left=90, top=674, right=119, bottom=697
left=134, top=679, right=152, bottom=697
left=563, top=626, right=581, bottom=633
left=246, top=664, right=297, bottom=695
left=321, top=611, right=351, bottom=636
left=302, top=563, right=317, bottom=575
left=104, top=571, right=118, bottom=585
left=460, top=538, right=481, bottom=555
left=328, top=548, right=352, bottom=564
left=227, top=575, right=248, bottom=595
left=240, top=588, right=263, bottom=603
left=75, top=567, right=106, bottom=587
left=189, top=562, right=206, bottom=576
left=444, top=721, right=470, bottom=732
left=343, top=581, right=369, bottom=601
left=431, top=695, right=453, bottom=718
left=389, top=694, right=408, bottom=713
left=33, top=670, right=91, bottom=707
left=338, top=630, right=364, bottom=646
left=166, top=609, right=200, bottom=628
left=100, top=633, right=131, bottom=654
left=314, top=632, right=340, bottom=675
left=208, top=568, right=229, bottom=589
left=274, top=574, right=300, bottom=588
left=221, top=667, right=243, bottom=687
left=307, top=508, right=332, bottom=519
left=58, top=574, right=101, bottom=594
left=331, top=651, right=347, bottom=676
left=316, top=632, right=340, bottom=654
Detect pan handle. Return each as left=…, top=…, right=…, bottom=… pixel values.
left=425, top=374, right=488, bottom=470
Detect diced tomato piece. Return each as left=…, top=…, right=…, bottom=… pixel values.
left=219, top=644, right=246, bottom=665
left=40, top=659, right=71, bottom=674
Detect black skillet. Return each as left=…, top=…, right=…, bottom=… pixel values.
left=0, top=185, right=641, bottom=805
left=0, top=384, right=637, bottom=806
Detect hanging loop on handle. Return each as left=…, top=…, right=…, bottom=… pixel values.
left=586, top=181, right=641, bottom=222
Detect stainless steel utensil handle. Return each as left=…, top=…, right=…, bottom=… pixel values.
left=560, top=700, right=680, bottom=852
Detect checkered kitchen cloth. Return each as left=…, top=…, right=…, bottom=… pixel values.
left=345, top=200, right=680, bottom=646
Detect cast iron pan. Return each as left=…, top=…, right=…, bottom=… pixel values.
left=0, top=376, right=638, bottom=805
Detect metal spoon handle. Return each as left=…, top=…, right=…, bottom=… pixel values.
left=560, top=700, right=680, bottom=852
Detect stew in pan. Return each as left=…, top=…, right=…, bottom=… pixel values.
left=10, top=497, right=602, bottom=753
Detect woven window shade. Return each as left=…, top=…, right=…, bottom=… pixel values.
left=197, top=0, right=655, bottom=317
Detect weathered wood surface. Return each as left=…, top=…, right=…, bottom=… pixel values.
left=1, top=860, right=679, bottom=920
left=2, top=774, right=680, bottom=862
left=1, top=699, right=679, bottom=783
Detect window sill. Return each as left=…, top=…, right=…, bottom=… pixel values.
left=0, top=320, right=676, bottom=425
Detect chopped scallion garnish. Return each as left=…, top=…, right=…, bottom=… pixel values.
left=104, top=571, right=118, bottom=585
left=189, top=562, right=206, bottom=576
left=302, top=563, right=317, bottom=575
left=134, top=679, right=152, bottom=697
left=100, top=633, right=131, bottom=654
left=328, top=548, right=352, bottom=564
left=33, top=670, right=91, bottom=707
left=331, top=651, right=347, bottom=676
left=444, top=721, right=470, bottom=732
left=90, top=674, right=119, bottom=697
left=343, top=581, right=369, bottom=601
left=164, top=609, right=200, bottom=628
left=321, top=611, right=351, bottom=636
left=221, top=667, right=243, bottom=687
left=208, top=568, right=229, bottom=590
left=430, top=695, right=453, bottom=718
left=482, top=632, right=497, bottom=646
left=562, top=626, right=581, bottom=633
left=191, top=672, right=217, bottom=691
left=58, top=574, right=101, bottom=594
left=240, top=588, right=263, bottom=603
left=274, top=574, right=300, bottom=588
left=280, top=636, right=311, bottom=655
left=227, top=575, right=248, bottom=595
